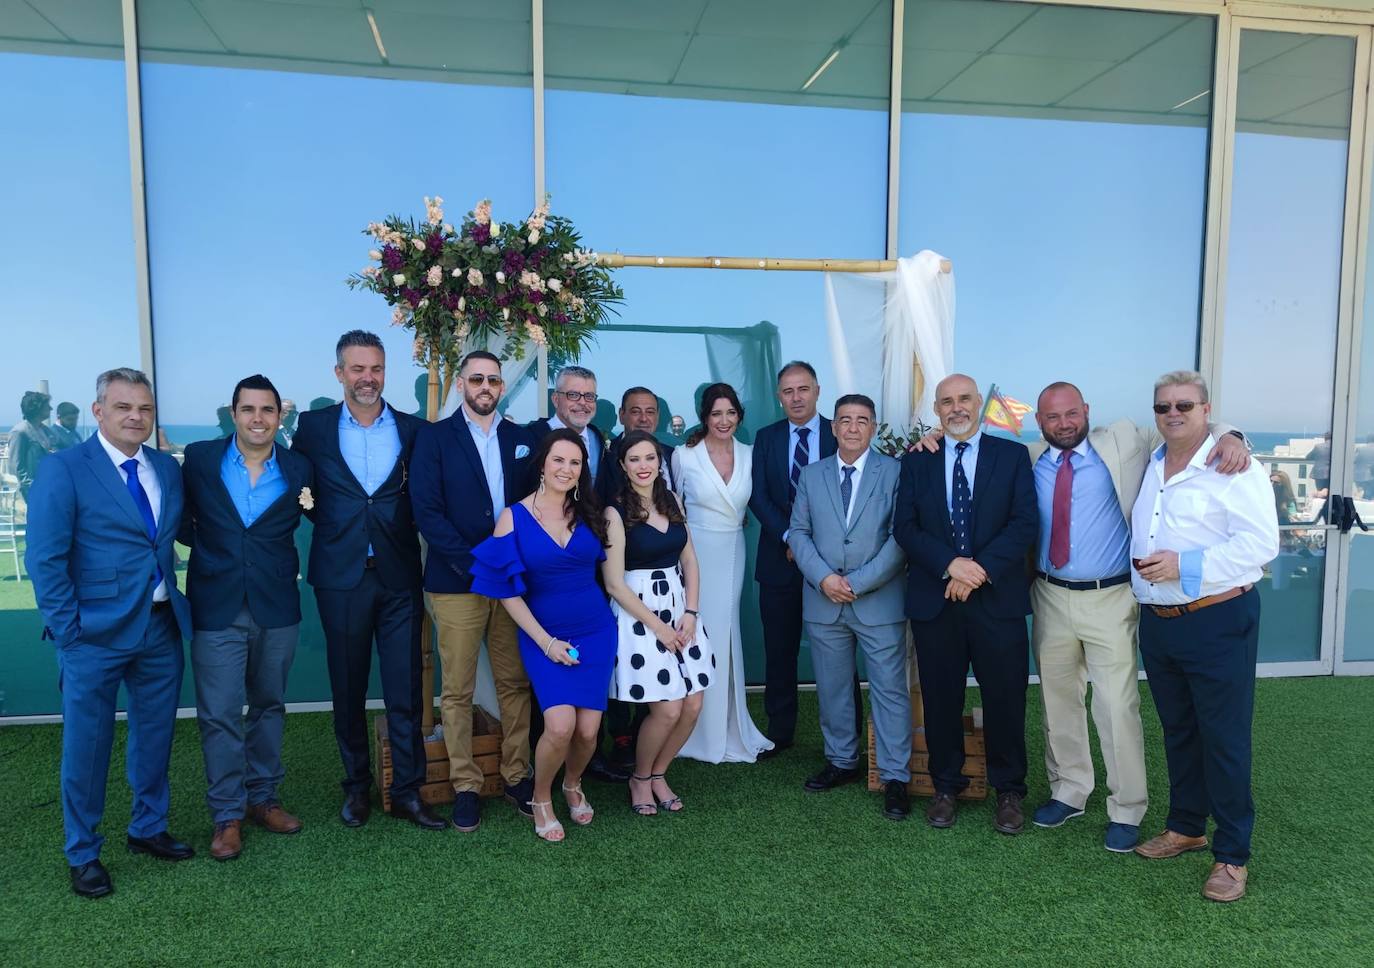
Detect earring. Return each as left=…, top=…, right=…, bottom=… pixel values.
left=537, top=473, right=545, bottom=497
left=573, top=483, right=580, bottom=502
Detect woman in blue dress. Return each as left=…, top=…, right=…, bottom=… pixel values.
left=470, top=429, right=617, bottom=843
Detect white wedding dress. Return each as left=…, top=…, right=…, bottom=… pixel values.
left=672, top=440, right=773, bottom=764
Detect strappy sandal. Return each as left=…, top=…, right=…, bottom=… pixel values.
left=629, top=774, right=658, bottom=816
left=561, top=782, right=595, bottom=826
left=531, top=800, right=564, bottom=842
left=651, top=773, right=683, bottom=813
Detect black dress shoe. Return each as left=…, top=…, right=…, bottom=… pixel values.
left=126, top=831, right=195, bottom=861
left=926, top=792, right=957, bottom=828
left=341, top=791, right=371, bottom=828
left=391, top=797, right=447, bottom=830
left=803, top=762, right=861, bottom=792
left=70, top=859, right=113, bottom=899
left=883, top=780, right=911, bottom=821
left=585, top=754, right=631, bottom=784
left=757, top=741, right=794, bottom=762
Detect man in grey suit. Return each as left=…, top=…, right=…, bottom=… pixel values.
left=787, top=394, right=911, bottom=820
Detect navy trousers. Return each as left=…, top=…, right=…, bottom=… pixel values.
left=1139, top=589, right=1260, bottom=866
left=56, top=606, right=184, bottom=865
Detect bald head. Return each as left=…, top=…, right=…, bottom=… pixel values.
left=1036, top=382, right=1090, bottom=450
left=934, top=373, right=981, bottom=440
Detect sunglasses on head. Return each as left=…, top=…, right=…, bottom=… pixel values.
left=465, top=374, right=504, bottom=388
left=1153, top=400, right=1200, bottom=414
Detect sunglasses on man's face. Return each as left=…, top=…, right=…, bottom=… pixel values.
left=466, top=374, right=504, bottom=388
left=1153, top=400, right=1201, bottom=415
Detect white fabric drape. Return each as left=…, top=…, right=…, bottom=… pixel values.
left=823, top=250, right=955, bottom=431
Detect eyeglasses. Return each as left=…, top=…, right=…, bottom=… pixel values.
left=1153, top=400, right=1201, bottom=414
left=465, top=374, right=504, bottom=388
left=557, top=390, right=597, bottom=404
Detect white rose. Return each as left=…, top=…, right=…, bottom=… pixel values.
left=443, top=223, right=454, bottom=234
left=426, top=265, right=443, bottom=286
left=537, top=302, right=548, bottom=317
left=451, top=268, right=463, bottom=277
left=368, top=249, right=382, bottom=261
left=467, top=268, right=483, bottom=286
left=457, top=296, right=466, bottom=313
left=547, top=278, right=562, bottom=292
left=528, top=230, right=540, bottom=245
left=412, top=237, right=426, bottom=251
left=502, top=307, right=510, bottom=321
left=491, top=223, right=502, bottom=237
left=418, top=298, right=429, bottom=309
left=392, top=274, right=406, bottom=285
left=495, top=271, right=506, bottom=284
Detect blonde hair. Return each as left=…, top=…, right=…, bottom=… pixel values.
left=1153, top=370, right=1209, bottom=403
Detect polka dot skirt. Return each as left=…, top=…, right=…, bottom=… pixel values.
left=611, top=566, right=714, bottom=703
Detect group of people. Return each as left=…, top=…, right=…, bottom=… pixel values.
left=3, top=391, right=84, bottom=500
left=23, top=329, right=1279, bottom=905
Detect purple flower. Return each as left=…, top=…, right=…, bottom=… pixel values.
left=426, top=231, right=443, bottom=253
left=470, top=222, right=491, bottom=246
left=529, top=290, right=544, bottom=304
left=381, top=246, right=405, bottom=270
left=495, top=291, right=513, bottom=308
left=553, top=312, right=569, bottom=325
left=403, top=287, right=423, bottom=307
left=502, top=250, right=525, bottom=275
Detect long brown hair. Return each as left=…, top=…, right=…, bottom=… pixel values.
left=685, top=382, right=744, bottom=448
left=615, top=430, right=684, bottom=526
left=530, top=428, right=609, bottom=546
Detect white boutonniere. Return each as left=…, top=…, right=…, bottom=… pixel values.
left=515, top=444, right=530, bottom=459
left=298, top=486, right=314, bottom=510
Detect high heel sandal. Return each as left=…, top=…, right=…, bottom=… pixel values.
left=651, top=773, right=683, bottom=813
left=561, top=782, right=595, bottom=826
left=629, top=774, right=658, bottom=816
left=531, top=800, right=564, bottom=842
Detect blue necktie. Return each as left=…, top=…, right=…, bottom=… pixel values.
left=951, top=441, right=972, bottom=557
left=121, top=458, right=162, bottom=585
left=789, top=427, right=811, bottom=502
left=840, top=465, right=855, bottom=521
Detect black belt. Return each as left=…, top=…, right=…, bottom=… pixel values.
left=151, top=599, right=172, bottom=611
left=364, top=556, right=378, bottom=569
left=1037, top=572, right=1131, bottom=592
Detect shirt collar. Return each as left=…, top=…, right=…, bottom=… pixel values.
left=463, top=404, right=498, bottom=436
left=547, top=414, right=588, bottom=438
left=949, top=430, right=982, bottom=452
left=1047, top=437, right=1090, bottom=463
left=229, top=436, right=277, bottom=469
left=1150, top=433, right=1216, bottom=469
left=839, top=447, right=871, bottom=473
left=790, top=413, right=821, bottom=439
left=96, top=430, right=145, bottom=469
left=341, top=403, right=390, bottom=429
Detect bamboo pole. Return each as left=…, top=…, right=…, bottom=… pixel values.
left=420, top=357, right=441, bottom=734
left=597, top=254, right=952, bottom=274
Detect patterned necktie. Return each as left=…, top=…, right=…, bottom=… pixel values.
left=1049, top=450, right=1074, bottom=569
left=788, top=426, right=811, bottom=502
left=840, top=464, right=855, bottom=522
left=951, top=441, right=972, bottom=557
left=121, top=458, right=162, bottom=585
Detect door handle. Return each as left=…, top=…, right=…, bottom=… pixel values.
left=1341, top=496, right=1368, bottom=534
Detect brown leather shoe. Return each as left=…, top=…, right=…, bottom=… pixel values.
left=1135, top=829, right=1209, bottom=859
left=247, top=801, right=303, bottom=835
left=994, top=791, right=1024, bottom=835
left=210, top=820, right=242, bottom=862
left=925, top=793, right=957, bottom=828
left=1202, top=863, right=1248, bottom=902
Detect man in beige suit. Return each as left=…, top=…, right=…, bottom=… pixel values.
left=1027, top=382, right=1248, bottom=851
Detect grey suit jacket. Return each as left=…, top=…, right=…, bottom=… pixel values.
left=787, top=450, right=907, bottom=626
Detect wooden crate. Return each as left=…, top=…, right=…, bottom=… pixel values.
left=375, top=707, right=505, bottom=813
left=867, top=706, right=988, bottom=800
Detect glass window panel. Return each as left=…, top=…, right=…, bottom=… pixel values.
left=1344, top=85, right=1374, bottom=664
left=138, top=0, right=534, bottom=705
left=1, top=23, right=140, bottom=716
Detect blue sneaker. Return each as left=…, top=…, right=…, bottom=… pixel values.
left=1104, top=822, right=1140, bottom=853
left=1032, top=799, right=1085, bottom=828
left=451, top=791, right=481, bottom=832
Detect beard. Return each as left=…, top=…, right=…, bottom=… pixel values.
left=348, top=382, right=381, bottom=405
left=1047, top=423, right=1089, bottom=450
left=465, top=390, right=498, bottom=416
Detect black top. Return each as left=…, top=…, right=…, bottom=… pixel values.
left=617, top=503, right=687, bottom=571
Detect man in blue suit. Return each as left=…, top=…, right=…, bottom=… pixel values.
left=291, top=331, right=444, bottom=831
left=895, top=373, right=1038, bottom=835
left=179, top=374, right=314, bottom=861
left=25, top=367, right=195, bottom=898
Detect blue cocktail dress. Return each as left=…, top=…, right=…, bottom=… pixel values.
left=470, top=503, right=617, bottom=711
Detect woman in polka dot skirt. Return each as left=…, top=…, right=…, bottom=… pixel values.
left=601, top=431, right=713, bottom=814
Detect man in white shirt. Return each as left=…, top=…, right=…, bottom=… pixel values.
left=1130, top=370, right=1278, bottom=903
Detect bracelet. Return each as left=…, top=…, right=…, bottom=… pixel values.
left=684, top=609, right=699, bottom=617
left=543, top=636, right=555, bottom=656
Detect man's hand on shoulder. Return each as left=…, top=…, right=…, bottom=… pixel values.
left=909, top=428, right=943, bottom=454
left=1206, top=433, right=1251, bottom=475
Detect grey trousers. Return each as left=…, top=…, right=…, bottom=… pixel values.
left=806, top=608, right=911, bottom=782
left=191, top=605, right=298, bottom=822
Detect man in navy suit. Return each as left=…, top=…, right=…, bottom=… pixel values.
left=411, top=350, right=536, bottom=832
left=179, top=374, right=314, bottom=861
left=895, top=374, right=1038, bottom=834
left=26, top=367, right=195, bottom=898
left=291, top=331, right=444, bottom=831
left=750, top=361, right=860, bottom=754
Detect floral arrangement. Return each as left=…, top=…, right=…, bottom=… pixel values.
left=346, top=195, right=622, bottom=373
left=874, top=420, right=934, bottom=458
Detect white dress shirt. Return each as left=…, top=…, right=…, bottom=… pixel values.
left=1129, top=434, right=1279, bottom=606
left=547, top=414, right=599, bottom=478
left=837, top=447, right=870, bottom=528
left=96, top=430, right=168, bottom=601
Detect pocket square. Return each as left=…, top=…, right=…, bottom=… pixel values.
left=515, top=444, right=530, bottom=459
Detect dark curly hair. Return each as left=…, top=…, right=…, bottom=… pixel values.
left=530, top=427, right=609, bottom=546
left=685, top=383, right=744, bottom=448
left=615, top=430, right=684, bottom=527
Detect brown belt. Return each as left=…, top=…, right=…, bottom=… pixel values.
left=1148, top=584, right=1253, bottom=619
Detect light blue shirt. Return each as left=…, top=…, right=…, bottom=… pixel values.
left=944, top=430, right=982, bottom=517
left=464, top=405, right=505, bottom=521
left=789, top=413, right=822, bottom=480
left=339, top=404, right=401, bottom=555
left=220, top=438, right=287, bottom=529
left=1034, top=440, right=1131, bottom=581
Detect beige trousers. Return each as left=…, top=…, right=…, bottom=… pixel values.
left=1031, top=579, right=1148, bottom=825
left=430, top=592, right=531, bottom=791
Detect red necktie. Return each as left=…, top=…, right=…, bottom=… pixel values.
left=1049, top=451, right=1074, bottom=569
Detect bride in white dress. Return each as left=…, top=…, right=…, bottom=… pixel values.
left=672, top=384, right=773, bottom=764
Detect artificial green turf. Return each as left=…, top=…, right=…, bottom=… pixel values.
left=1, top=681, right=1371, bottom=967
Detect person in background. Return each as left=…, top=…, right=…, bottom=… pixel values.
left=25, top=367, right=195, bottom=898
left=1270, top=470, right=1299, bottom=525
left=275, top=398, right=298, bottom=448
left=8, top=390, right=56, bottom=501
left=179, top=374, right=313, bottom=861
left=48, top=402, right=83, bottom=450
left=669, top=415, right=686, bottom=442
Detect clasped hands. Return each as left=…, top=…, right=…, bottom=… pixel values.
left=945, top=557, right=987, bottom=602
left=820, top=573, right=856, bottom=604
left=654, top=614, right=697, bottom=653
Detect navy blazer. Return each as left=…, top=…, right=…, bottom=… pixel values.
left=410, top=411, right=535, bottom=593
left=178, top=438, right=313, bottom=631
left=291, top=401, right=423, bottom=592
left=893, top=434, right=1038, bottom=622
left=749, top=417, right=837, bottom=586
left=597, top=433, right=676, bottom=505
left=24, top=434, right=192, bottom=648
left=525, top=417, right=610, bottom=497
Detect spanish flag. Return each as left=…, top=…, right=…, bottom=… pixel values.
left=981, top=384, right=1033, bottom=436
